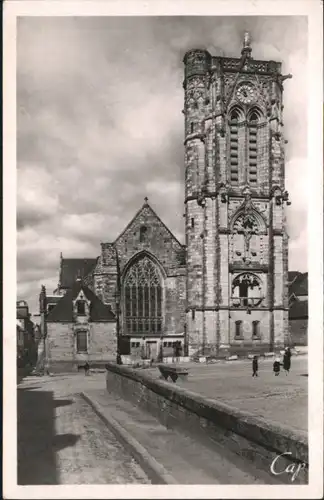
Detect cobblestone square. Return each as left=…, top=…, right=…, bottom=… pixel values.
left=146, top=356, right=308, bottom=432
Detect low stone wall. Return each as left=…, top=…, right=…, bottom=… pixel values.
left=105, top=363, right=308, bottom=484
left=49, top=358, right=116, bottom=373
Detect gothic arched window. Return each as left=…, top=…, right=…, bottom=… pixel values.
left=229, top=108, right=241, bottom=184
left=231, top=273, right=263, bottom=308
left=248, top=109, right=261, bottom=185
left=123, top=256, right=163, bottom=336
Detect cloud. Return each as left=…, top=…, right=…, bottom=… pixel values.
left=17, top=164, right=61, bottom=229
left=16, top=16, right=308, bottom=313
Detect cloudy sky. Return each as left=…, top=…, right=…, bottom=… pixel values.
left=17, top=15, right=308, bottom=314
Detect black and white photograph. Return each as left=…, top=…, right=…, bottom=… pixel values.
left=3, top=0, right=323, bottom=498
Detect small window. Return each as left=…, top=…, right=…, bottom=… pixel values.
left=76, top=331, right=88, bottom=353
left=140, top=225, right=147, bottom=242
left=190, top=122, right=194, bottom=133
left=192, top=309, right=195, bottom=320
left=235, top=320, right=243, bottom=338
left=252, top=321, right=260, bottom=338
left=77, top=301, right=86, bottom=316
left=191, top=218, right=195, bottom=228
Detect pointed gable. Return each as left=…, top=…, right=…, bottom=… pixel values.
left=115, top=200, right=183, bottom=247
left=46, top=281, right=115, bottom=322
left=109, top=200, right=185, bottom=274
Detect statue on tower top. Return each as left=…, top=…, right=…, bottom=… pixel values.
left=243, top=31, right=251, bottom=48
left=241, top=31, right=252, bottom=58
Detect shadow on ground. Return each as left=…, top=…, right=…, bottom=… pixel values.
left=17, top=387, right=80, bottom=484
left=17, top=365, right=34, bottom=385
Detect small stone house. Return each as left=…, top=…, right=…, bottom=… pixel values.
left=46, top=279, right=116, bottom=371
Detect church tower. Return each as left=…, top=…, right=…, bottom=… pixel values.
left=184, top=33, right=292, bottom=356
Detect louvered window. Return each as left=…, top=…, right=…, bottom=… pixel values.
left=248, top=111, right=259, bottom=185
left=229, top=109, right=240, bottom=184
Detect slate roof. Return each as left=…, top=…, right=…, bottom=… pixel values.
left=289, top=272, right=308, bottom=297
left=59, top=258, right=98, bottom=289
left=47, top=296, right=62, bottom=304
left=289, top=299, right=308, bottom=319
left=288, top=271, right=301, bottom=284
left=46, top=281, right=115, bottom=322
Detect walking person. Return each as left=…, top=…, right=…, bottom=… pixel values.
left=283, top=347, right=292, bottom=375
left=252, top=355, right=258, bottom=377
left=84, top=361, right=90, bottom=376
left=175, top=341, right=182, bottom=363
left=273, top=357, right=281, bottom=376
left=172, top=342, right=176, bottom=363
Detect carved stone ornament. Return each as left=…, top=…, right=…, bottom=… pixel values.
left=232, top=191, right=262, bottom=261
left=271, top=186, right=291, bottom=206
left=218, top=183, right=229, bottom=203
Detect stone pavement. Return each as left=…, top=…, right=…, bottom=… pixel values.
left=84, top=389, right=283, bottom=484
left=145, top=355, right=308, bottom=432
left=17, top=374, right=150, bottom=484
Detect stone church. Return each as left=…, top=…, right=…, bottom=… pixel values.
left=45, top=33, right=292, bottom=368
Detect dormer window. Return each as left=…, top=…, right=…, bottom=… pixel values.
left=77, top=300, right=86, bottom=316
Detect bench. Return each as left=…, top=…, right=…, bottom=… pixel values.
left=158, top=364, right=189, bottom=383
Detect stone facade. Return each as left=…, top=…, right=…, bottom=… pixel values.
left=183, top=35, right=291, bottom=354
left=46, top=281, right=116, bottom=371
left=46, top=322, right=117, bottom=371
left=92, top=202, right=186, bottom=351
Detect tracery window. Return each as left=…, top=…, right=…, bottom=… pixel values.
left=123, top=256, right=163, bottom=336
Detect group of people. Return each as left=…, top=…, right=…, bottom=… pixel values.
left=252, top=347, right=292, bottom=377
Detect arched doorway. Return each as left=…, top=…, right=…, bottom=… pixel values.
left=123, top=255, right=163, bottom=336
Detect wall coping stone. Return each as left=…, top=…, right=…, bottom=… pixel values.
left=105, top=362, right=308, bottom=465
